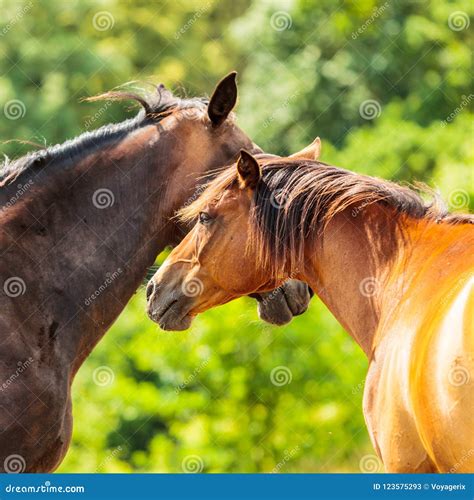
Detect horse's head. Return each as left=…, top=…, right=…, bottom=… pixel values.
left=146, top=150, right=314, bottom=330
left=156, top=71, right=257, bottom=177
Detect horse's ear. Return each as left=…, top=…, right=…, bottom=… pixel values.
left=237, top=150, right=261, bottom=189
left=289, top=137, right=321, bottom=160
left=208, top=72, right=238, bottom=126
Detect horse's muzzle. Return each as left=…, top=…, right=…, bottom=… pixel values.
left=146, top=280, right=194, bottom=331
left=255, top=280, right=313, bottom=326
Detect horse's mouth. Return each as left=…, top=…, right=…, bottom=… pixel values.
left=147, top=296, right=193, bottom=331
left=253, top=284, right=313, bottom=326
left=282, top=285, right=314, bottom=316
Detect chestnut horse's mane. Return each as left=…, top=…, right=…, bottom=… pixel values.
left=0, top=85, right=208, bottom=186
left=180, top=157, right=473, bottom=272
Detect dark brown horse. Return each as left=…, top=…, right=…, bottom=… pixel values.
left=0, top=76, right=312, bottom=472
left=148, top=151, right=473, bottom=472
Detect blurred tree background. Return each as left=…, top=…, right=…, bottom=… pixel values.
left=0, top=0, right=472, bottom=472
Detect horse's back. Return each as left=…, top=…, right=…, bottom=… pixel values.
left=366, top=223, right=474, bottom=472
left=412, top=273, right=473, bottom=472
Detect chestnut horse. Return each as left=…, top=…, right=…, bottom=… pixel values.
left=0, top=75, right=312, bottom=472
left=148, top=151, right=473, bottom=473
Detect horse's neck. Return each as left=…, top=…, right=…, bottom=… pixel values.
left=2, top=125, right=189, bottom=372
left=301, top=205, right=404, bottom=355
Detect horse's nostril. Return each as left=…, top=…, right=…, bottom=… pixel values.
left=146, top=281, right=155, bottom=301
left=307, top=286, right=314, bottom=298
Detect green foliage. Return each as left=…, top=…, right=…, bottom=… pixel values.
left=231, top=0, right=473, bottom=208
left=0, top=0, right=471, bottom=472
left=59, top=293, right=369, bottom=473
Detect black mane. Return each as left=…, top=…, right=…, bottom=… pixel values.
left=0, top=86, right=208, bottom=185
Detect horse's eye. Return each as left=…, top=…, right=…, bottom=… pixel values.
left=199, top=212, right=213, bottom=225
